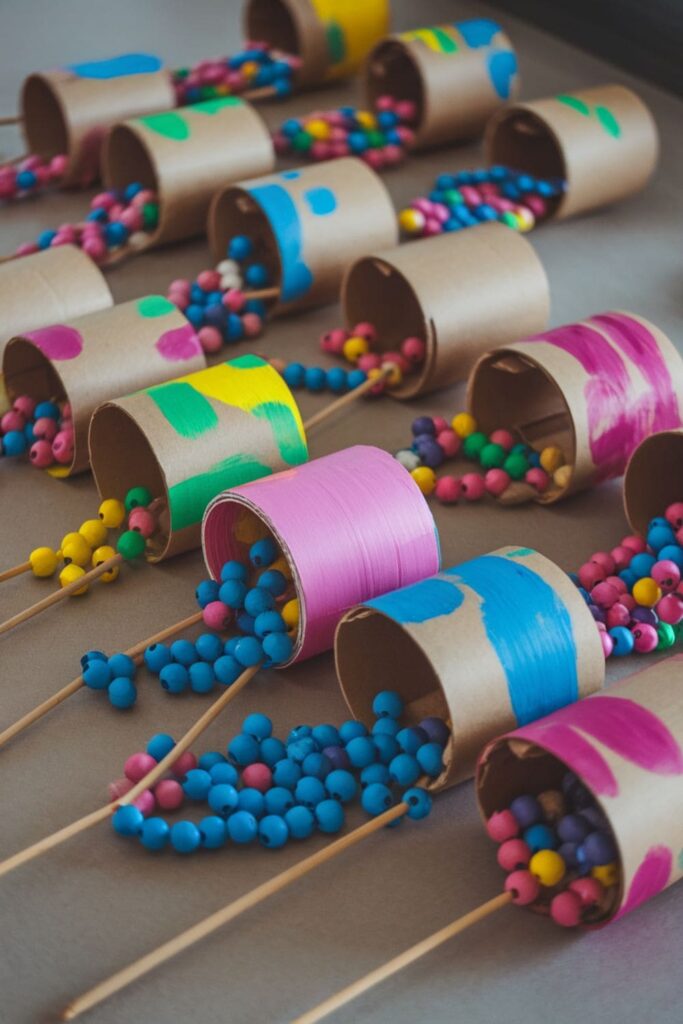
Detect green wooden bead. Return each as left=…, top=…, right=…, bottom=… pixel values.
left=117, top=529, right=146, bottom=560
left=462, top=431, right=488, bottom=459
left=503, top=451, right=529, bottom=480
left=657, top=622, right=676, bottom=650
left=125, top=485, right=153, bottom=511
left=480, top=442, right=506, bottom=469
left=142, top=202, right=159, bottom=230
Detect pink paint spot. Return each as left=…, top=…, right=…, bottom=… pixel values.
left=26, top=324, right=83, bottom=360
left=614, top=845, right=673, bottom=921
left=516, top=719, right=619, bottom=796
left=155, top=325, right=202, bottom=362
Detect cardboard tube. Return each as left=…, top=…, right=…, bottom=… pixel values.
left=0, top=246, right=112, bottom=356
left=202, top=445, right=440, bottom=664
left=209, top=157, right=397, bottom=314
left=335, top=546, right=604, bottom=790
left=244, top=0, right=389, bottom=86
left=365, top=19, right=519, bottom=151
left=3, top=297, right=204, bottom=477
left=468, top=311, right=683, bottom=503
left=102, top=98, right=275, bottom=247
left=624, top=430, right=683, bottom=536
left=477, top=655, right=683, bottom=926
left=89, top=355, right=307, bottom=561
left=341, top=223, right=549, bottom=399
left=485, top=84, right=658, bottom=219
left=20, top=54, right=174, bottom=187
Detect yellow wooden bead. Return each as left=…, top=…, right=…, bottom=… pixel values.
left=92, top=545, right=120, bottom=583
left=342, top=336, right=369, bottom=363
left=306, top=119, right=331, bottom=140
left=59, top=563, right=89, bottom=595
left=514, top=207, right=535, bottom=232
left=79, top=518, right=108, bottom=548
left=98, top=498, right=126, bottom=529
left=381, top=362, right=403, bottom=388
left=529, top=849, right=566, bottom=887
left=29, top=546, right=59, bottom=578
left=267, top=554, right=292, bottom=580
left=632, top=576, right=662, bottom=608
left=539, top=446, right=563, bottom=473
left=410, top=466, right=436, bottom=496
left=234, top=510, right=267, bottom=544
left=61, top=533, right=92, bottom=567
left=282, top=598, right=300, bottom=629
left=398, top=208, right=425, bottom=234
left=356, top=110, right=376, bottom=129
left=553, top=464, right=573, bottom=490
left=451, top=412, right=477, bottom=438
left=241, top=61, right=259, bottom=79
left=592, top=862, right=619, bottom=887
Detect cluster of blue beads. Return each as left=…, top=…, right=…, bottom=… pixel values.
left=81, top=651, right=138, bottom=709
left=181, top=236, right=269, bottom=343
left=112, top=692, right=446, bottom=854
left=281, top=362, right=368, bottom=395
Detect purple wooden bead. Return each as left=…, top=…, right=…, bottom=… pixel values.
left=631, top=606, right=659, bottom=626
left=323, top=745, right=351, bottom=770
left=419, top=717, right=450, bottom=746
left=510, top=794, right=542, bottom=828
left=557, top=813, right=590, bottom=843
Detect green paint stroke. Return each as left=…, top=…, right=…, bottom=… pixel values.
left=138, top=110, right=190, bottom=140
left=325, top=21, right=346, bottom=64
left=169, top=455, right=274, bottom=532
left=193, top=97, right=242, bottom=114
left=147, top=382, right=218, bottom=439
left=252, top=401, right=308, bottom=466
left=231, top=353, right=267, bottom=370
left=137, top=295, right=176, bottom=318
left=595, top=105, right=621, bottom=138
left=433, top=26, right=459, bottom=52
left=556, top=94, right=590, bottom=117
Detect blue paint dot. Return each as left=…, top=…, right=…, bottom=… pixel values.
left=457, top=18, right=500, bottom=48
left=68, top=53, right=163, bottom=79
left=280, top=170, right=301, bottom=180
left=488, top=50, right=518, bottom=99
left=303, top=187, right=337, bottom=216
left=367, top=578, right=463, bottom=624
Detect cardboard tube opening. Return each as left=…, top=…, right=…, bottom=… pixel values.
left=3, top=337, right=73, bottom=469
left=209, top=187, right=282, bottom=299
left=469, top=349, right=576, bottom=502
left=365, top=40, right=424, bottom=135
left=21, top=75, right=70, bottom=161
left=104, top=123, right=158, bottom=210
left=624, top=430, right=683, bottom=536
left=486, top=109, right=565, bottom=219
left=89, top=404, right=169, bottom=562
left=343, top=257, right=428, bottom=398
left=246, top=0, right=300, bottom=57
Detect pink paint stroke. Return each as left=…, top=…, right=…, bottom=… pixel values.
left=26, top=324, right=83, bottom=360
left=613, top=845, right=673, bottom=921
left=515, top=719, right=619, bottom=796
left=155, top=325, right=203, bottom=362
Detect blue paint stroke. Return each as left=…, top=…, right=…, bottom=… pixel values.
left=280, top=170, right=301, bottom=180
left=367, top=578, right=463, bottom=623
left=68, top=53, right=163, bottom=79
left=247, top=183, right=313, bottom=303
left=443, top=555, right=579, bottom=726
left=457, top=18, right=500, bottom=47
left=488, top=50, right=517, bottom=99
left=303, top=187, right=337, bottom=216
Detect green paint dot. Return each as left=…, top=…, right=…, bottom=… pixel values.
left=147, top=381, right=218, bottom=439
left=325, top=21, right=346, bottom=64
left=137, top=295, right=175, bottom=318
left=193, top=97, right=242, bottom=114
left=138, top=110, right=190, bottom=140
left=556, top=94, right=591, bottom=117
left=253, top=401, right=308, bottom=467
left=231, top=354, right=267, bottom=370
left=595, top=105, right=621, bottom=138
left=169, top=455, right=274, bottom=532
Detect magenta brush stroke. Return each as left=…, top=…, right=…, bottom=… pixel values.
left=614, top=845, right=673, bottom=921
left=516, top=719, right=619, bottom=796
left=155, top=324, right=203, bottom=362
left=26, top=324, right=83, bottom=360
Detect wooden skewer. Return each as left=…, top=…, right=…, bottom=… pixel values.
left=303, top=365, right=393, bottom=433
left=0, top=609, right=203, bottom=751
left=0, top=115, right=21, bottom=126
left=291, top=892, right=513, bottom=1024
left=0, top=559, right=31, bottom=583
left=60, top=798, right=413, bottom=1019
left=0, top=663, right=259, bottom=881
left=242, top=85, right=278, bottom=102
left=0, top=554, right=122, bottom=638
left=243, top=285, right=280, bottom=301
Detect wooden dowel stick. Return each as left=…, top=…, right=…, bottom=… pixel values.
left=0, top=554, right=122, bottom=638
left=0, top=663, right=258, bottom=881
left=292, top=891, right=513, bottom=1024
left=304, top=366, right=393, bottom=433
left=0, top=559, right=31, bottom=583
left=0, top=610, right=203, bottom=751
left=242, top=85, right=277, bottom=102
left=243, top=285, right=280, bottom=301
left=0, top=115, right=21, bottom=126
left=61, top=800, right=410, bottom=1020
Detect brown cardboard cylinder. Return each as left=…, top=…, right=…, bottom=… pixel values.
left=244, top=0, right=390, bottom=86
left=365, top=20, right=519, bottom=150
left=21, top=61, right=174, bottom=187
left=102, top=98, right=275, bottom=247
left=469, top=311, right=683, bottom=504
left=485, top=85, right=658, bottom=219
left=209, top=158, right=397, bottom=314
left=477, top=656, right=683, bottom=926
left=624, top=430, right=683, bottom=536
left=341, top=223, right=549, bottom=398
left=3, top=297, right=204, bottom=476
left=335, top=547, right=604, bottom=790
left=0, top=246, right=112, bottom=356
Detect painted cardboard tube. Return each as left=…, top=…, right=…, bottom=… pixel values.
left=468, top=311, right=683, bottom=503
left=335, top=546, right=604, bottom=790
left=209, top=157, right=397, bottom=314
left=477, top=655, right=683, bottom=926
left=20, top=54, right=174, bottom=187
left=3, top=296, right=205, bottom=477
left=88, top=355, right=307, bottom=561
left=0, top=246, right=112, bottom=356
left=244, top=0, right=390, bottom=86
left=202, top=445, right=440, bottom=665
left=102, top=98, right=275, bottom=247
left=365, top=18, right=519, bottom=150
left=485, top=84, right=658, bottom=219
left=624, top=429, right=683, bottom=536
left=341, top=223, right=549, bottom=399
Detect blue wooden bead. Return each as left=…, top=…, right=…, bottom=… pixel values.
left=209, top=762, right=239, bottom=786
left=580, top=831, right=617, bottom=866
left=263, top=631, right=293, bottom=665
left=372, top=690, right=404, bottom=719
left=236, top=611, right=256, bottom=634
left=144, top=643, right=172, bottom=674
left=81, top=649, right=107, bottom=669
left=112, top=805, right=143, bottom=836
left=254, top=610, right=287, bottom=638
left=283, top=362, right=306, bottom=388
left=295, top=776, right=327, bottom=808
left=221, top=560, right=248, bottom=582
left=5, top=430, right=28, bottom=455
left=345, top=736, right=377, bottom=769
left=208, top=783, right=239, bottom=816
left=264, top=786, right=295, bottom=816
left=629, top=552, right=656, bottom=578
left=170, top=640, right=198, bottom=667
left=389, top=753, right=420, bottom=787
left=238, top=788, right=265, bottom=818
left=419, top=717, right=450, bottom=746
left=195, top=633, right=224, bottom=663
left=139, top=817, right=170, bottom=850
left=288, top=725, right=313, bottom=742
left=259, top=736, right=287, bottom=767
left=198, top=751, right=227, bottom=771
left=244, top=586, right=275, bottom=617
left=228, top=235, right=253, bottom=260
left=259, top=814, right=289, bottom=849
left=372, top=717, right=400, bottom=738
left=404, top=787, right=432, bottom=820
left=372, top=734, right=400, bottom=764
left=609, top=626, right=635, bottom=656
left=219, top=579, right=247, bottom=608
left=108, top=652, right=136, bottom=679
left=339, top=720, right=368, bottom=743
left=256, top=569, right=288, bottom=596
left=325, top=769, right=357, bottom=803
left=647, top=524, right=676, bottom=553
left=199, top=815, right=227, bottom=849
left=189, top=662, right=216, bottom=694
left=361, top=763, right=391, bottom=787
left=196, top=579, right=220, bottom=608
left=326, top=368, right=348, bottom=393
left=362, top=782, right=394, bottom=816
left=234, top=636, right=263, bottom=667
left=35, top=400, right=60, bottom=419
left=302, top=752, right=332, bottom=780
left=170, top=821, right=201, bottom=854
left=214, top=654, right=243, bottom=687
left=659, top=545, right=683, bottom=570
left=416, top=742, right=444, bottom=778
left=108, top=677, right=137, bottom=709
left=227, top=810, right=258, bottom=844
left=83, top=660, right=112, bottom=690
left=305, top=367, right=327, bottom=392
left=523, top=823, right=558, bottom=852
left=250, top=537, right=277, bottom=568
left=159, top=663, right=189, bottom=694
left=228, top=732, right=261, bottom=765
left=285, top=805, right=315, bottom=839
left=242, top=712, right=273, bottom=741
left=557, top=814, right=590, bottom=843
left=245, top=263, right=270, bottom=288
left=273, top=758, right=302, bottom=789
left=347, top=369, right=367, bottom=390
left=287, top=737, right=317, bottom=764
left=312, top=724, right=340, bottom=748
left=396, top=726, right=429, bottom=755
left=183, top=769, right=212, bottom=800
left=315, top=799, right=345, bottom=834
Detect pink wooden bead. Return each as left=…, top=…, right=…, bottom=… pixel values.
left=590, top=551, right=615, bottom=575
left=431, top=416, right=449, bottom=434
left=171, top=751, right=197, bottom=778
left=525, top=467, right=549, bottom=492
left=497, top=838, right=531, bottom=872
left=197, top=269, right=221, bottom=292
left=91, top=192, right=115, bottom=210
left=154, top=778, right=184, bottom=810
left=364, top=150, right=384, bottom=170
left=677, top=526, right=683, bottom=546
left=665, top=502, right=683, bottom=529
left=486, top=809, right=519, bottom=842
left=120, top=207, right=143, bottom=232
left=320, top=328, right=348, bottom=354
left=133, top=789, right=156, bottom=816
left=606, top=603, right=630, bottom=629
left=621, top=535, right=647, bottom=554
left=591, top=581, right=620, bottom=609
left=485, top=468, right=510, bottom=497
left=461, top=472, right=485, bottom=501
left=631, top=623, right=658, bottom=653
left=13, top=394, right=36, bottom=418
left=242, top=313, right=262, bottom=338
left=395, top=99, right=417, bottom=121
left=422, top=217, right=442, bottom=236
left=223, top=288, right=246, bottom=313
left=383, top=144, right=404, bottom=165
left=311, top=141, right=332, bottom=160
left=434, top=476, right=462, bottom=504
left=604, top=575, right=627, bottom=593
left=1, top=409, right=25, bottom=432
left=490, top=429, right=515, bottom=451
left=124, top=752, right=157, bottom=783
left=569, top=877, right=603, bottom=907
left=600, top=631, right=614, bottom=657
left=33, top=417, right=58, bottom=441
left=128, top=507, right=157, bottom=538
left=578, top=562, right=606, bottom=590
left=460, top=186, right=481, bottom=205
left=413, top=197, right=432, bottom=215
left=505, top=869, right=540, bottom=906
left=382, top=350, right=409, bottom=373
left=203, top=600, right=232, bottom=631
left=436, top=429, right=460, bottom=458
left=375, top=94, right=395, bottom=112
left=357, top=353, right=382, bottom=373
left=29, top=440, right=54, bottom=468
left=169, top=278, right=191, bottom=295
left=17, top=242, right=40, bottom=255
left=550, top=890, right=582, bottom=927
left=651, top=560, right=680, bottom=592
left=620, top=593, right=636, bottom=611
left=401, top=336, right=426, bottom=365
left=657, top=593, right=683, bottom=625
left=108, top=776, right=133, bottom=801
left=198, top=326, right=223, bottom=353
left=52, top=430, right=74, bottom=464
left=82, top=237, right=107, bottom=262
left=50, top=154, right=68, bottom=176
left=242, top=763, right=273, bottom=792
